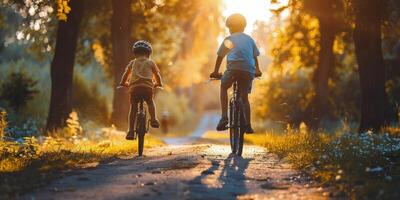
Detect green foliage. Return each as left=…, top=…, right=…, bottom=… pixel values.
left=251, top=66, right=362, bottom=129
left=0, top=130, right=164, bottom=198
left=251, top=69, right=313, bottom=127
left=72, top=74, right=110, bottom=124
left=59, top=111, right=83, bottom=139
left=246, top=130, right=400, bottom=199
left=0, top=71, right=38, bottom=112
left=155, top=90, right=195, bottom=129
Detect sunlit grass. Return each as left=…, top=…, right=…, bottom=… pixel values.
left=0, top=125, right=164, bottom=197
left=202, top=130, right=229, bottom=140
left=0, top=134, right=163, bottom=172
left=245, top=130, right=400, bottom=199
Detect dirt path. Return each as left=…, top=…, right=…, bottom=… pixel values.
left=24, top=144, right=328, bottom=200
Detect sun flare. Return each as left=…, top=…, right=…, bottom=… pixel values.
left=222, top=0, right=271, bottom=34
left=222, top=0, right=288, bottom=34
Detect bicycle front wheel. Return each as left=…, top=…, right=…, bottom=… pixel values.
left=136, top=113, right=146, bottom=156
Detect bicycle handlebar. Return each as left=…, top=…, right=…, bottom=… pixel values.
left=116, top=85, right=164, bottom=90
left=116, top=85, right=127, bottom=89
left=208, top=76, right=262, bottom=82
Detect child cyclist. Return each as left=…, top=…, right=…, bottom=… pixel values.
left=119, top=40, right=163, bottom=140
left=210, top=13, right=262, bottom=134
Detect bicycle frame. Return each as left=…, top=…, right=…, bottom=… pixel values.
left=116, top=85, right=163, bottom=156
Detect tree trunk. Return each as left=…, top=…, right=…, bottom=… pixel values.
left=308, top=18, right=336, bottom=129
left=353, top=0, right=388, bottom=132
left=111, top=0, right=132, bottom=129
left=46, top=0, right=84, bottom=131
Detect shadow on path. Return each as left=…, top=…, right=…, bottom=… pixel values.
left=188, top=154, right=253, bottom=200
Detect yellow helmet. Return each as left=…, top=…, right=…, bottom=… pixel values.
left=226, top=13, right=247, bottom=30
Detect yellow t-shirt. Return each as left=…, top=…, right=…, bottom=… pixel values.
left=124, top=57, right=160, bottom=89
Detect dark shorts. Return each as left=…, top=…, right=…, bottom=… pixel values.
left=221, top=70, right=254, bottom=94
left=129, top=86, right=153, bottom=104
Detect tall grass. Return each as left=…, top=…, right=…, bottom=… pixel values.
left=0, top=110, right=164, bottom=198
left=246, top=130, right=400, bottom=199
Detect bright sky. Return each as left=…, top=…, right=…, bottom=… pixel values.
left=222, top=0, right=272, bottom=34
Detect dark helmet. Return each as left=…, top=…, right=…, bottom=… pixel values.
left=226, top=13, right=247, bottom=30
left=132, top=40, right=152, bottom=55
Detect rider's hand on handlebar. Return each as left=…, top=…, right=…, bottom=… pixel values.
left=117, top=82, right=128, bottom=89
left=154, top=82, right=163, bottom=88
left=119, top=82, right=129, bottom=86
left=210, top=71, right=222, bottom=79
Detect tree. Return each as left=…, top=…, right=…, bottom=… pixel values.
left=269, top=0, right=345, bottom=128
left=110, top=0, right=133, bottom=129
left=353, top=0, right=389, bottom=132
left=304, top=0, right=345, bottom=129
left=46, top=0, right=85, bottom=131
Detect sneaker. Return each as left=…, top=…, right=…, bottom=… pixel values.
left=216, top=117, right=229, bottom=131
left=126, top=131, right=135, bottom=140
left=244, top=124, right=254, bottom=134
left=151, top=119, right=160, bottom=128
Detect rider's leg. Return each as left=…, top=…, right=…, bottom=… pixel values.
left=127, top=100, right=138, bottom=140
left=238, top=73, right=255, bottom=134
left=217, top=71, right=233, bottom=131
left=146, top=98, right=160, bottom=128
left=128, top=102, right=138, bottom=132
left=240, top=91, right=254, bottom=133
left=240, top=91, right=251, bottom=125
left=220, top=84, right=229, bottom=118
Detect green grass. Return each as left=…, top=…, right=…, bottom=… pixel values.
left=245, top=130, right=400, bottom=199
left=0, top=130, right=164, bottom=198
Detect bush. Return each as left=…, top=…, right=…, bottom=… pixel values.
left=251, top=69, right=313, bottom=128
left=246, top=130, right=400, bottom=199
left=72, top=74, right=110, bottom=124
left=0, top=71, right=38, bottom=112
left=251, top=67, right=362, bottom=131
left=155, top=90, right=195, bottom=130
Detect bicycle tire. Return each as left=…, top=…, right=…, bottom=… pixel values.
left=236, top=104, right=245, bottom=156
left=229, top=100, right=236, bottom=154
left=233, top=101, right=241, bottom=155
left=137, top=113, right=146, bottom=156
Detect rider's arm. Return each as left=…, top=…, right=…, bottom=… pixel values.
left=212, top=56, right=224, bottom=73
left=119, top=62, right=132, bottom=86
left=212, top=38, right=231, bottom=74
left=254, top=56, right=262, bottom=76
left=154, top=71, right=163, bottom=87
left=152, top=62, right=163, bottom=87
left=252, top=38, right=262, bottom=77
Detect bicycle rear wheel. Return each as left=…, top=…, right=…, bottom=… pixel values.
left=236, top=105, right=245, bottom=156
left=233, top=101, right=242, bottom=155
left=136, top=113, right=146, bottom=156
left=229, top=100, right=236, bottom=154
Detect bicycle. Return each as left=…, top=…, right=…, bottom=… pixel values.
left=210, top=75, right=246, bottom=156
left=117, top=85, right=162, bottom=156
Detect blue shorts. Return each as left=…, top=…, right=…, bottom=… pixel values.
left=221, top=70, right=254, bottom=94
